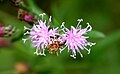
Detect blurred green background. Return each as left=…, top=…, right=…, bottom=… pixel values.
left=0, top=0, right=120, bottom=74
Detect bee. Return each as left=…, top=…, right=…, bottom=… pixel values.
left=9, top=0, right=23, bottom=7
left=48, top=36, right=64, bottom=56
left=0, top=25, right=16, bottom=37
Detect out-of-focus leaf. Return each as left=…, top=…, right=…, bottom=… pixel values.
left=27, top=0, right=43, bottom=16
left=0, top=50, right=15, bottom=72
left=33, top=55, right=64, bottom=74
left=87, top=30, right=105, bottom=38
left=90, top=30, right=120, bottom=58
left=10, top=30, right=23, bottom=42
left=0, top=70, right=14, bottom=74
left=0, top=11, right=29, bottom=29
left=94, top=30, right=120, bottom=50
left=13, top=40, right=35, bottom=58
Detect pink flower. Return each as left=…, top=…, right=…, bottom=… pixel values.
left=23, top=13, right=59, bottom=56
left=60, top=19, right=96, bottom=59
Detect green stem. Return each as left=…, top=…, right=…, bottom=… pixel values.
left=23, top=0, right=60, bottom=27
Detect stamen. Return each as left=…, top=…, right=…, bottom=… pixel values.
left=84, top=47, right=91, bottom=54
left=76, top=19, right=83, bottom=29
left=34, top=47, right=39, bottom=55
left=40, top=49, right=46, bottom=56
left=70, top=51, right=76, bottom=59
left=24, top=31, right=30, bottom=35
left=39, top=13, right=46, bottom=21
left=87, top=42, right=96, bottom=47
left=86, top=23, right=92, bottom=32
left=32, top=24, right=37, bottom=29
left=60, top=22, right=69, bottom=32
left=48, top=16, right=52, bottom=25
left=24, top=26, right=31, bottom=30
left=79, top=51, right=83, bottom=57
left=44, top=20, right=46, bottom=24
left=60, top=22, right=66, bottom=33
left=22, top=38, right=29, bottom=43
left=70, top=54, right=76, bottom=59
left=60, top=45, right=67, bottom=53
left=60, top=22, right=65, bottom=28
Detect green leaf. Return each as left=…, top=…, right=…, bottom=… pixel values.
left=0, top=70, right=14, bottom=74
left=87, top=30, right=105, bottom=38
left=90, top=30, right=120, bottom=59
left=0, top=50, right=15, bottom=72
left=0, top=11, right=29, bottom=29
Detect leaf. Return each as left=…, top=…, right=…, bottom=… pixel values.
left=0, top=70, right=14, bottom=74
left=87, top=30, right=105, bottom=38
left=0, top=11, right=29, bottom=29
left=0, top=50, right=15, bottom=72
left=13, top=40, right=35, bottom=58
left=90, top=30, right=120, bottom=59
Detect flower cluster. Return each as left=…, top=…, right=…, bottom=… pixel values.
left=23, top=13, right=96, bottom=59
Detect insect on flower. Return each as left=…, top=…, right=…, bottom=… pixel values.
left=23, top=13, right=59, bottom=56
left=60, top=19, right=96, bottom=59
left=48, top=36, right=64, bottom=56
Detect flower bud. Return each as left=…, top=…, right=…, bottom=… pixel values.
left=18, top=9, right=37, bottom=24
left=9, top=0, right=23, bottom=7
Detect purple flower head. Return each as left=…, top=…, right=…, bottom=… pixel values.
left=23, top=13, right=59, bottom=56
left=60, top=19, right=96, bottom=59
